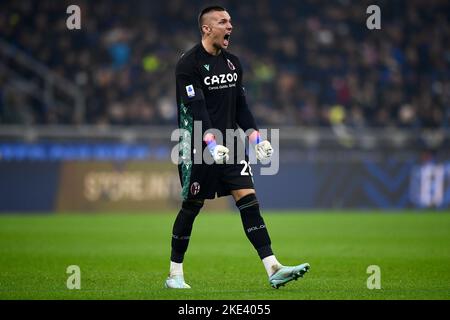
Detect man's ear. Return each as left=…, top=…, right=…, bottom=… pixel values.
left=202, top=24, right=211, bottom=35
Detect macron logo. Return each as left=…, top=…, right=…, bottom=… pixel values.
left=186, top=85, right=195, bottom=98
left=204, top=64, right=210, bottom=71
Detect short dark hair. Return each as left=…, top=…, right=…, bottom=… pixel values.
left=198, top=5, right=226, bottom=35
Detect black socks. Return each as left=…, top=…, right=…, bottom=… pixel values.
left=171, top=194, right=273, bottom=263
left=236, top=193, right=273, bottom=259
left=170, top=199, right=204, bottom=263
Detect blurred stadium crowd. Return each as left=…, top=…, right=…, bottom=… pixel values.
left=0, top=0, right=449, bottom=129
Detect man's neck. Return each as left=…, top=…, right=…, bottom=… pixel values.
left=201, top=39, right=221, bottom=56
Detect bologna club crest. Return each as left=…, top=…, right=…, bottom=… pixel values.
left=190, top=182, right=201, bottom=195
left=227, top=59, right=235, bottom=70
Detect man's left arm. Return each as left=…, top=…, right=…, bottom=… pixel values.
left=235, top=59, right=273, bottom=161
left=236, top=91, right=258, bottom=133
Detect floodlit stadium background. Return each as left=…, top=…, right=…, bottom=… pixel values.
left=0, top=0, right=449, bottom=300
left=1, top=0, right=449, bottom=211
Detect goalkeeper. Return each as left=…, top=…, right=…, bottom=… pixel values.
left=166, top=6, right=310, bottom=289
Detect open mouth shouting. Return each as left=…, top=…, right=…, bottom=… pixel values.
left=223, top=33, right=231, bottom=47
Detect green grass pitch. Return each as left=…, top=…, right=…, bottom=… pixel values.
left=0, top=211, right=449, bottom=300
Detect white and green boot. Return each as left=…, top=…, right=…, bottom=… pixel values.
left=269, top=263, right=310, bottom=289
left=164, top=275, right=191, bottom=289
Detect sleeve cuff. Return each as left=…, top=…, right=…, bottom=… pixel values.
left=249, top=130, right=261, bottom=144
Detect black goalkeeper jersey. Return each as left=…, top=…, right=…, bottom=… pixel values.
left=175, top=43, right=245, bottom=136
left=174, top=43, right=258, bottom=199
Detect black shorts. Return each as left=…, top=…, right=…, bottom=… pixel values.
left=178, top=159, right=255, bottom=200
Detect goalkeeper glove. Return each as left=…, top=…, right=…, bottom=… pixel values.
left=255, top=140, right=273, bottom=161
left=205, top=133, right=229, bottom=164
left=250, top=131, right=273, bottom=161
left=210, top=145, right=230, bottom=164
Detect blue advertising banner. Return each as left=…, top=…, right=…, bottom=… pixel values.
left=0, top=162, right=61, bottom=212
left=253, top=160, right=450, bottom=210
left=1, top=145, right=449, bottom=211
